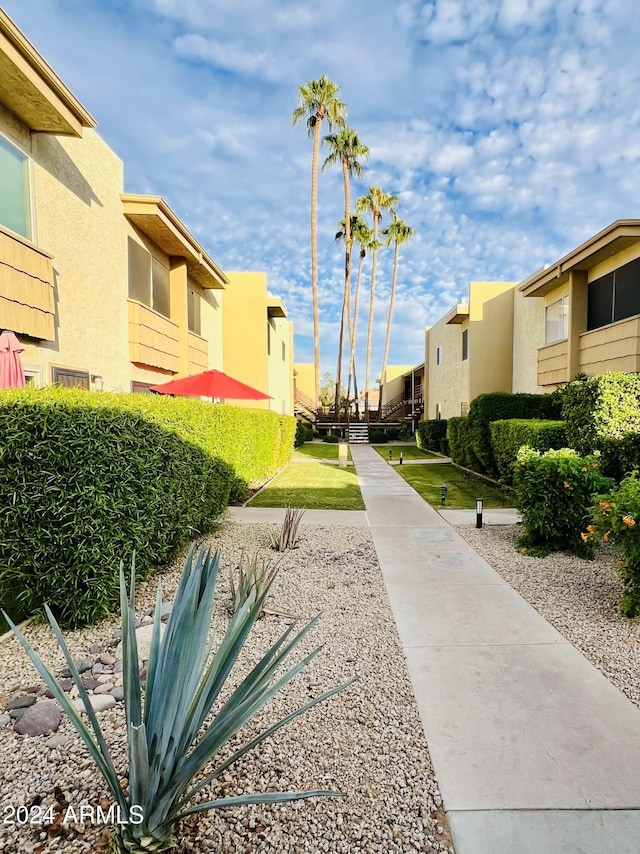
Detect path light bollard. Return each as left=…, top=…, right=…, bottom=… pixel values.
left=440, top=484, right=448, bottom=506
left=338, top=443, right=348, bottom=469
left=389, top=449, right=393, bottom=461
left=399, top=452, right=403, bottom=465
left=476, top=498, right=483, bottom=528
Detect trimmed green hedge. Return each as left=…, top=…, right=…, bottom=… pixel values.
left=446, top=417, right=480, bottom=469
left=468, top=392, right=562, bottom=475
left=417, top=419, right=449, bottom=454
left=561, top=373, right=640, bottom=480
left=490, top=419, right=567, bottom=484
left=0, top=387, right=295, bottom=628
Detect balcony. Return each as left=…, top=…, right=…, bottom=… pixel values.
left=537, top=339, right=568, bottom=387
left=579, top=316, right=640, bottom=375
left=128, top=300, right=179, bottom=373
left=0, top=225, right=55, bottom=340
left=187, top=331, right=208, bottom=373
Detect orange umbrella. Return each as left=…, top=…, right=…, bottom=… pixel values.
left=0, top=331, right=26, bottom=389
left=149, top=369, right=271, bottom=400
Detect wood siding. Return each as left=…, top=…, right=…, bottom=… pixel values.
left=579, top=316, right=640, bottom=375
left=0, top=226, right=55, bottom=340
left=128, top=299, right=179, bottom=373
left=187, top=331, right=208, bottom=373
left=537, top=339, right=568, bottom=386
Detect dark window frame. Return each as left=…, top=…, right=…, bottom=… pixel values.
left=51, top=367, right=90, bottom=390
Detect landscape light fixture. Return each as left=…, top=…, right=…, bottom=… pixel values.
left=440, top=484, right=448, bottom=506
left=91, top=374, right=103, bottom=392
left=399, top=451, right=403, bottom=465
left=389, top=449, right=393, bottom=460
left=476, top=498, right=484, bottom=529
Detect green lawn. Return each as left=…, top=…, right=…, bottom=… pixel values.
left=396, top=463, right=512, bottom=509
left=249, top=462, right=364, bottom=510
left=372, top=445, right=437, bottom=461
left=293, top=442, right=351, bottom=461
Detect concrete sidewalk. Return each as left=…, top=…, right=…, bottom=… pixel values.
left=349, top=444, right=640, bottom=854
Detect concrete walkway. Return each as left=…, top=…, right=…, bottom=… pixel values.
left=349, top=444, right=640, bottom=854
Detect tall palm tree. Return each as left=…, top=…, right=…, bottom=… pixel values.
left=378, top=216, right=414, bottom=416
left=336, top=215, right=372, bottom=417
left=356, top=187, right=398, bottom=418
left=323, top=128, right=369, bottom=418
left=292, top=76, right=346, bottom=409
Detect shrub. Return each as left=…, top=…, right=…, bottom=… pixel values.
left=468, top=392, right=562, bottom=475
left=295, top=420, right=313, bottom=448
left=6, top=545, right=350, bottom=853
left=589, top=472, right=640, bottom=617
left=417, top=419, right=449, bottom=454
left=490, top=419, right=567, bottom=484
left=369, top=429, right=387, bottom=443
left=0, top=388, right=232, bottom=627
left=446, top=417, right=480, bottom=468
left=323, top=433, right=339, bottom=443
left=513, top=447, right=613, bottom=556
left=561, top=373, right=640, bottom=479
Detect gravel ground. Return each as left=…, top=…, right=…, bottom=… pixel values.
left=0, top=522, right=453, bottom=854
left=455, top=524, right=640, bottom=709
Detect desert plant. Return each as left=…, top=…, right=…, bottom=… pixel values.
left=229, top=551, right=280, bottom=617
left=4, top=545, right=350, bottom=853
left=589, top=471, right=640, bottom=617
left=271, top=507, right=306, bottom=551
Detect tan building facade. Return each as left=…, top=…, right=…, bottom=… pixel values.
left=0, top=9, right=293, bottom=406
left=425, top=281, right=516, bottom=419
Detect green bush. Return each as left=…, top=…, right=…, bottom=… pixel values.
left=467, top=392, right=562, bottom=475
left=417, top=419, right=449, bottom=454
left=446, top=417, right=480, bottom=468
left=513, top=446, right=613, bottom=556
left=294, top=420, right=313, bottom=448
left=369, top=429, right=387, bottom=444
left=323, top=433, right=339, bottom=443
left=0, top=388, right=233, bottom=627
left=590, top=472, right=640, bottom=616
left=561, top=373, right=640, bottom=479
left=490, top=419, right=567, bottom=484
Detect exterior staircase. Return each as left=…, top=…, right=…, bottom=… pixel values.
left=348, top=422, right=369, bottom=444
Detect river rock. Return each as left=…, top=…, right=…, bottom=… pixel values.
left=14, top=701, right=62, bottom=736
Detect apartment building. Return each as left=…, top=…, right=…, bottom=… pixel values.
left=379, top=364, right=424, bottom=423
left=0, top=9, right=293, bottom=405
left=425, top=281, right=516, bottom=419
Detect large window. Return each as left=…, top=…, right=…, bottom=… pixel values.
left=52, top=367, right=89, bottom=389
left=436, top=345, right=442, bottom=365
left=0, top=135, right=32, bottom=239
left=127, top=237, right=171, bottom=318
left=587, top=257, right=640, bottom=331
left=545, top=296, right=568, bottom=344
left=187, top=288, right=201, bottom=335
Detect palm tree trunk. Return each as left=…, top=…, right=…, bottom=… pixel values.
left=311, top=114, right=323, bottom=408
left=334, top=157, right=351, bottom=420
left=364, top=215, right=379, bottom=419
left=348, top=247, right=364, bottom=418
left=378, top=239, right=399, bottom=417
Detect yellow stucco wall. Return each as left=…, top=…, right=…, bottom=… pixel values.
left=294, top=363, right=314, bottom=402
left=512, top=289, right=546, bottom=392
left=468, top=282, right=515, bottom=401
left=267, top=316, right=294, bottom=414
left=425, top=315, right=470, bottom=419
left=381, top=365, right=412, bottom=406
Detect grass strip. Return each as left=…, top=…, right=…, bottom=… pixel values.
left=249, top=462, right=364, bottom=510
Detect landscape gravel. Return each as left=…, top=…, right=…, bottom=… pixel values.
left=0, top=521, right=453, bottom=854
left=455, top=523, right=640, bottom=708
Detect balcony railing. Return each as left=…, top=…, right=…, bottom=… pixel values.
left=0, top=225, right=55, bottom=340
left=128, top=300, right=180, bottom=373
left=381, top=389, right=424, bottom=420
left=187, top=331, right=209, bottom=373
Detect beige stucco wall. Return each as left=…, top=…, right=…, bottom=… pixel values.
left=381, top=365, right=412, bottom=406
left=512, top=289, right=546, bottom=392
left=200, top=285, right=223, bottom=370
left=425, top=315, right=470, bottom=419
left=267, top=316, right=293, bottom=414
left=468, top=282, right=515, bottom=401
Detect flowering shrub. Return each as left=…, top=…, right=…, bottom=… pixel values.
left=589, top=471, right=640, bottom=617
left=514, top=447, right=613, bottom=556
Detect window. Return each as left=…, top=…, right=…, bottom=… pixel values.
left=435, top=403, right=442, bottom=420
left=267, top=322, right=271, bottom=355
left=187, top=288, right=201, bottom=335
left=462, top=328, right=469, bottom=361
left=0, top=134, right=32, bottom=239
left=545, top=296, right=569, bottom=344
left=461, top=401, right=469, bottom=416
left=282, top=341, right=286, bottom=362
left=131, top=381, right=155, bottom=394
left=587, top=257, right=640, bottom=331
left=436, top=345, right=443, bottom=365
left=127, top=237, right=171, bottom=318
left=52, top=367, right=89, bottom=389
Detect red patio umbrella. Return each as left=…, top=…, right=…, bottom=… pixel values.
left=0, top=331, right=26, bottom=389
left=149, top=369, right=272, bottom=400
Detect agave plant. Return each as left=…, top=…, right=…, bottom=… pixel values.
left=270, top=507, right=306, bottom=552
left=229, top=551, right=294, bottom=619
left=4, top=545, right=351, bottom=853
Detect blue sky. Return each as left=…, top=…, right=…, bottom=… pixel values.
left=5, top=0, right=640, bottom=380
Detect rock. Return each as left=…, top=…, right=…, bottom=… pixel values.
left=45, top=735, right=70, bottom=749
left=14, top=701, right=62, bottom=736
left=7, top=694, right=37, bottom=711
left=81, top=677, right=100, bottom=692
left=72, top=694, right=116, bottom=714
left=74, top=658, right=94, bottom=674
left=9, top=708, right=26, bottom=720
left=92, top=662, right=104, bottom=675
left=89, top=643, right=102, bottom=654
left=94, top=684, right=113, bottom=695
left=113, top=661, right=123, bottom=673
left=0, top=714, right=10, bottom=727
left=135, top=624, right=164, bottom=661
left=100, top=653, right=116, bottom=666
left=23, top=685, right=41, bottom=694
left=110, top=687, right=124, bottom=701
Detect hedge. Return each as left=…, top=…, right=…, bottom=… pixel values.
left=0, top=387, right=295, bottom=628
left=468, top=392, right=562, bottom=475
left=561, top=373, right=640, bottom=480
left=446, top=417, right=480, bottom=469
left=417, top=419, right=449, bottom=454
left=490, top=419, right=567, bottom=484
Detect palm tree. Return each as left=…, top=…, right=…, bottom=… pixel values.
left=356, top=187, right=398, bottom=418
left=322, top=128, right=369, bottom=419
left=292, top=76, right=346, bottom=409
left=336, top=215, right=372, bottom=417
left=378, top=216, right=414, bottom=415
